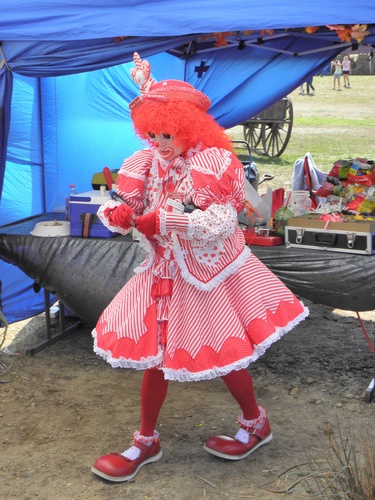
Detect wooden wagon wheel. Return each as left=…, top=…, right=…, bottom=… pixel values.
left=260, top=97, right=293, bottom=157
left=243, top=121, right=262, bottom=150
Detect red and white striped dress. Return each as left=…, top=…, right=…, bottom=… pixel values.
left=92, top=146, right=308, bottom=381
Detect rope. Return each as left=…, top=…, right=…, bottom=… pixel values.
left=0, top=44, right=12, bottom=72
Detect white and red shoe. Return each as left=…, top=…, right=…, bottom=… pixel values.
left=92, top=431, right=162, bottom=482
left=204, top=407, right=273, bottom=460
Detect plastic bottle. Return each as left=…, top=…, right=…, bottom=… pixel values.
left=65, top=184, right=78, bottom=221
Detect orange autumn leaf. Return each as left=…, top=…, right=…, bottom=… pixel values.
left=351, top=24, right=370, bottom=42
left=197, top=33, right=213, bottom=42
left=242, top=30, right=256, bottom=36
left=214, top=32, right=235, bottom=47
left=259, top=29, right=274, bottom=37
left=199, top=32, right=236, bottom=47
left=336, top=27, right=353, bottom=42
left=326, top=24, right=370, bottom=43
left=215, top=33, right=229, bottom=47
left=305, top=26, right=319, bottom=34
left=188, top=24, right=371, bottom=50
left=326, top=24, right=353, bottom=42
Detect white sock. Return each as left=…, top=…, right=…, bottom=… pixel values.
left=234, top=428, right=250, bottom=444
left=121, top=445, right=141, bottom=460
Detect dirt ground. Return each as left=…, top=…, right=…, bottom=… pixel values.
left=1, top=299, right=374, bottom=500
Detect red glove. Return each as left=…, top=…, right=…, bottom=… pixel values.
left=135, top=212, right=160, bottom=238
left=104, top=204, right=135, bottom=230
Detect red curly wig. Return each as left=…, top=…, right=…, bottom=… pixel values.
left=131, top=100, right=233, bottom=153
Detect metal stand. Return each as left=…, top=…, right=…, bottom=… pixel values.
left=356, top=312, right=375, bottom=403
left=26, top=288, right=83, bottom=356
left=365, top=348, right=375, bottom=403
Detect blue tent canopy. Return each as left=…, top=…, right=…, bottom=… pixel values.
left=2, top=0, right=375, bottom=39
left=1, top=1, right=375, bottom=324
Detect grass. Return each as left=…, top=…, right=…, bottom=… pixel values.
left=227, top=75, right=375, bottom=194
left=260, top=422, right=375, bottom=499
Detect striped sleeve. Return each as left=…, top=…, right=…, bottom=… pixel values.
left=159, top=211, right=190, bottom=236
left=116, top=149, right=153, bottom=213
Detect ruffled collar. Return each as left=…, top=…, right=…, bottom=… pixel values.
left=153, top=144, right=202, bottom=182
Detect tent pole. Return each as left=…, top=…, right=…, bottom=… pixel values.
left=38, top=77, right=47, bottom=214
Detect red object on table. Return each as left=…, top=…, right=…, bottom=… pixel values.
left=243, top=229, right=284, bottom=246
left=271, top=188, right=285, bottom=216
left=103, top=166, right=114, bottom=190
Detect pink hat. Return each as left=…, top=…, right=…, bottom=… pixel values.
left=129, top=52, right=211, bottom=112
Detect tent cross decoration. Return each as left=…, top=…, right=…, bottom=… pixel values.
left=194, top=61, right=210, bottom=78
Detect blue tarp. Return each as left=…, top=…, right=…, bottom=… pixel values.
left=1, top=1, right=375, bottom=323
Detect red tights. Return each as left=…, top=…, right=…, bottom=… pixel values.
left=139, top=368, right=259, bottom=437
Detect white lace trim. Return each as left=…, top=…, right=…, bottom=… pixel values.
left=133, top=430, right=160, bottom=444
left=173, top=242, right=251, bottom=292
left=186, top=218, right=195, bottom=238
left=159, top=208, right=167, bottom=236
left=122, top=169, right=148, bottom=181
left=238, top=406, right=266, bottom=430
left=161, top=304, right=309, bottom=382
left=133, top=235, right=156, bottom=274
left=162, top=357, right=255, bottom=382
left=96, top=200, right=132, bottom=236
left=121, top=431, right=160, bottom=459
left=151, top=154, right=162, bottom=183
left=249, top=304, right=309, bottom=359
left=92, top=330, right=163, bottom=369
left=147, top=147, right=200, bottom=213
left=92, top=305, right=309, bottom=381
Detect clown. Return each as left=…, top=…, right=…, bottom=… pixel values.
left=91, top=52, right=308, bottom=482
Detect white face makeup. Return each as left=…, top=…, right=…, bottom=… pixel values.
left=147, top=132, right=184, bottom=161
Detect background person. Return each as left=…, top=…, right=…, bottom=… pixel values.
left=342, top=56, right=352, bottom=87
left=332, top=60, right=342, bottom=90
left=306, top=76, right=315, bottom=95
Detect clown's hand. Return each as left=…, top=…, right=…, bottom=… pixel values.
left=104, top=204, right=136, bottom=230
left=135, top=212, right=160, bottom=238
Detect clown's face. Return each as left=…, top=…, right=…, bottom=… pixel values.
left=147, top=132, right=184, bottom=161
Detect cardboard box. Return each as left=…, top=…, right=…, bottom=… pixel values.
left=285, top=220, right=375, bottom=255
left=286, top=213, right=375, bottom=232
left=70, top=190, right=117, bottom=238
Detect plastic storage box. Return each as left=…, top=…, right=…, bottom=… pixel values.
left=70, top=190, right=117, bottom=238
